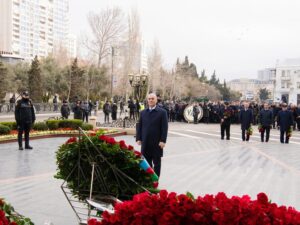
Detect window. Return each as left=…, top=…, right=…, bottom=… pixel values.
left=281, top=82, right=285, bottom=89
left=281, top=70, right=285, bottom=77
left=287, top=70, right=290, bottom=76
left=297, top=82, right=300, bottom=89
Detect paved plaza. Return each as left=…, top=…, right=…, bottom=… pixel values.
left=1, top=123, right=300, bottom=224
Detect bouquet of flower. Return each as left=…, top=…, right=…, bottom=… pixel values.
left=258, top=124, right=264, bottom=133
left=88, top=191, right=300, bottom=225
left=287, top=127, right=292, bottom=138
left=247, top=126, right=253, bottom=136
left=223, top=110, right=232, bottom=119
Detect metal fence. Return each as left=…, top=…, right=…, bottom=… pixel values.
left=0, top=103, right=73, bottom=114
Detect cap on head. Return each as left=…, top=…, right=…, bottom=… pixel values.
left=22, top=91, right=29, bottom=96
left=282, top=103, right=288, bottom=108
left=224, top=102, right=229, bottom=106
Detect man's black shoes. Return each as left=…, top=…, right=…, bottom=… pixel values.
left=25, top=146, right=33, bottom=150
left=19, top=147, right=24, bottom=150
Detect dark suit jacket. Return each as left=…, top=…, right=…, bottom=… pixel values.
left=136, top=106, right=168, bottom=157
left=277, top=110, right=293, bottom=131
left=239, top=109, right=253, bottom=130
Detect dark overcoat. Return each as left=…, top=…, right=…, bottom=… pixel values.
left=239, top=109, right=253, bottom=130
left=259, top=109, right=273, bottom=127
left=277, top=110, right=293, bottom=131
left=136, top=107, right=168, bottom=157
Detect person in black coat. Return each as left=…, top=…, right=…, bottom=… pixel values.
left=15, top=91, right=36, bottom=150
left=219, top=102, right=233, bottom=140
left=277, top=103, right=294, bottom=144
left=73, top=101, right=83, bottom=120
left=61, top=100, right=70, bottom=119
left=259, top=103, right=273, bottom=142
left=239, top=102, right=253, bottom=141
left=193, top=103, right=200, bottom=124
left=136, top=93, right=168, bottom=177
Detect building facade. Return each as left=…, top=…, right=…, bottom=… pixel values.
left=273, top=58, right=300, bottom=105
left=228, top=78, right=274, bottom=101
left=0, top=0, right=76, bottom=60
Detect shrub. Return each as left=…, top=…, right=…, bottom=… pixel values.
left=81, top=123, right=93, bottom=130
left=33, top=122, right=48, bottom=131
left=46, top=120, right=60, bottom=130
left=0, top=122, right=17, bottom=130
left=0, top=124, right=11, bottom=135
left=59, top=119, right=83, bottom=129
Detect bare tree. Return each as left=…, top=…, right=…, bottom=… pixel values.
left=85, top=7, right=125, bottom=68
left=148, top=39, right=163, bottom=93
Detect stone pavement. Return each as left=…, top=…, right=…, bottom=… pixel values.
left=1, top=123, right=300, bottom=224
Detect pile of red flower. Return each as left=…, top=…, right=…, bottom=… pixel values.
left=0, top=198, right=33, bottom=225
left=88, top=190, right=300, bottom=225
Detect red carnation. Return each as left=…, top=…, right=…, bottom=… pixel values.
left=119, top=140, right=128, bottom=149
left=257, top=192, right=269, bottom=205
left=134, top=150, right=142, bottom=157
left=106, top=137, right=116, bottom=145
left=99, top=135, right=107, bottom=141
left=10, top=222, right=18, bottom=225
left=66, top=137, right=77, bottom=144
left=128, top=145, right=134, bottom=150
left=88, top=218, right=101, bottom=225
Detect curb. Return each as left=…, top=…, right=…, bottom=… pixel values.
left=0, top=132, right=127, bottom=144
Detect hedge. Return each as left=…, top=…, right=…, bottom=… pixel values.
left=0, top=124, right=11, bottom=135
left=0, top=122, right=17, bottom=130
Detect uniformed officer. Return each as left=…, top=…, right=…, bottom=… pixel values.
left=15, top=91, right=36, bottom=150
left=219, top=102, right=233, bottom=140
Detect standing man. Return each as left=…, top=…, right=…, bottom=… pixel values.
left=240, top=102, right=253, bottom=141
left=259, top=103, right=273, bottom=142
left=277, top=103, right=293, bottom=144
left=103, top=100, right=111, bottom=123
left=193, top=103, right=200, bottom=124
left=15, top=91, right=35, bottom=150
left=219, top=102, right=232, bottom=140
left=136, top=93, right=168, bottom=177
left=61, top=100, right=70, bottom=119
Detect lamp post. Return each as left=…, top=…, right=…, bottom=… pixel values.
left=128, top=72, right=148, bottom=101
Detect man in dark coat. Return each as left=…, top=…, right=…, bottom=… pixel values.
left=61, top=100, right=70, bottom=119
left=277, top=103, right=294, bottom=144
left=15, top=91, right=36, bottom=150
left=73, top=101, right=83, bottom=120
left=136, top=93, right=168, bottom=177
left=259, top=103, right=273, bottom=142
left=219, top=102, right=233, bottom=140
left=239, top=102, right=253, bottom=141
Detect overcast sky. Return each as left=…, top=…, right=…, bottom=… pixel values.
left=69, top=0, right=300, bottom=81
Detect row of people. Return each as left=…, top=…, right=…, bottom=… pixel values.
left=219, top=102, right=294, bottom=144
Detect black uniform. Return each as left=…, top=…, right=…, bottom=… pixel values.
left=15, top=98, right=36, bottom=149
left=61, top=103, right=70, bottom=119
left=259, top=109, right=273, bottom=142
left=219, top=106, right=232, bottom=140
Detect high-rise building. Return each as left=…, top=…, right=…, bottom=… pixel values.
left=0, top=0, right=76, bottom=60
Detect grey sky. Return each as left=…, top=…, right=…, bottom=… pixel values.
left=70, top=0, right=300, bottom=81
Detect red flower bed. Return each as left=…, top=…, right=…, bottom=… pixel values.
left=88, top=190, right=300, bottom=225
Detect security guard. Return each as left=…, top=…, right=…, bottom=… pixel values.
left=15, top=91, right=36, bottom=150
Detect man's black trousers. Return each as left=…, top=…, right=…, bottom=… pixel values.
left=18, top=122, right=31, bottom=147
left=221, top=123, right=230, bottom=139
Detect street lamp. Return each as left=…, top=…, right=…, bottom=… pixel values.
left=128, top=72, right=148, bottom=101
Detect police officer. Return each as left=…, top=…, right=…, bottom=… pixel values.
left=219, top=102, right=232, bottom=140
left=259, top=103, right=273, bottom=142
left=15, top=91, right=36, bottom=150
